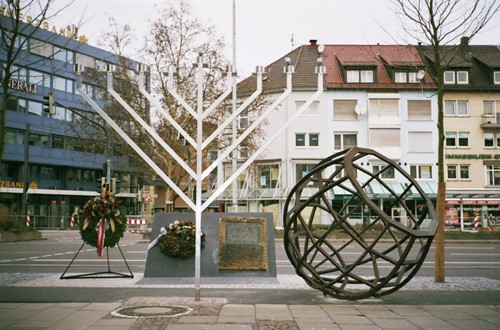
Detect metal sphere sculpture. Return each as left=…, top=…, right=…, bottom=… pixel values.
left=283, top=147, right=437, bottom=300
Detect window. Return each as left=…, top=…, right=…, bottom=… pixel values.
left=333, top=100, right=358, bottom=120
left=407, top=100, right=432, bottom=120
left=410, top=165, right=432, bottom=179
left=457, top=71, right=469, bottom=84
left=30, top=39, right=52, bottom=57
left=373, top=165, right=395, bottom=179
left=53, top=76, right=74, bottom=93
left=484, top=133, right=500, bottom=148
left=444, top=100, right=468, bottom=116
left=76, top=53, right=96, bottom=69
left=238, top=147, right=247, bottom=159
left=28, top=101, right=43, bottom=116
left=447, top=164, right=470, bottom=181
left=5, top=129, right=17, bottom=144
left=53, top=46, right=74, bottom=63
left=395, top=72, right=406, bottom=83
left=395, top=71, right=419, bottom=83
left=444, top=71, right=455, bottom=84
left=29, top=133, right=50, bottom=148
left=485, top=164, right=500, bottom=186
left=495, top=72, right=500, bottom=84
left=408, top=132, right=433, bottom=152
left=309, top=133, right=319, bottom=147
left=444, top=70, right=469, bottom=84
left=258, top=164, right=280, bottom=188
left=295, top=133, right=318, bottom=147
left=51, top=136, right=65, bottom=149
left=346, top=69, right=373, bottom=83
left=369, top=99, right=399, bottom=119
left=446, top=131, right=470, bottom=148
left=238, top=109, right=248, bottom=129
left=295, top=163, right=319, bottom=187
left=369, top=128, right=400, bottom=147
left=296, top=101, right=319, bottom=116
left=334, top=164, right=357, bottom=179
left=334, top=133, right=357, bottom=150
left=295, top=133, right=305, bottom=147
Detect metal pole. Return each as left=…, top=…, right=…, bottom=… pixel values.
left=231, top=0, right=238, bottom=212
left=194, top=54, right=205, bottom=300
left=22, top=124, right=30, bottom=222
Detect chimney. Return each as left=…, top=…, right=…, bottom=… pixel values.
left=309, top=39, right=318, bottom=48
left=460, top=36, right=469, bottom=46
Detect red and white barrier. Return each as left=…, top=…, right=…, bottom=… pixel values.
left=127, top=218, right=148, bottom=233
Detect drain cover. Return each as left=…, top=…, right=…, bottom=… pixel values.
left=112, top=305, right=193, bottom=318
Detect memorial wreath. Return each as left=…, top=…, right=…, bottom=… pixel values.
left=157, top=220, right=205, bottom=258
left=79, top=189, right=126, bottom=256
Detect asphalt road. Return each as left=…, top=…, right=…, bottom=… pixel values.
left=0, top=230, right=499, bottom=280
left=0, top=230, right=499, bottom=305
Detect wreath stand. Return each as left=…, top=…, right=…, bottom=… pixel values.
left=60, top=241, right=134, bottom=279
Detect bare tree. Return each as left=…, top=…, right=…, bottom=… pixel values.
left=0, top=0, right=75, bottom=164
left=391, top=0, right=500, bottom=282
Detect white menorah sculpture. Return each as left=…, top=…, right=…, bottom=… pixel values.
left=75, top=54, right=326, bottom=299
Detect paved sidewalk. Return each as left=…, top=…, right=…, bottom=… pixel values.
left=0, top=297, right=499, bottom=329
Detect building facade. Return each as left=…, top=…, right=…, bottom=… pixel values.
left=221, top=41, right=437, bottom=227
left=0, top=17, right=150, bottom=228
left=419, top=42, right=500, bottom=228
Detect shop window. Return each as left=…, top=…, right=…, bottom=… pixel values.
left=258, top=164, right=280, bottom=189
left=295, top=163, right=319, bottom=187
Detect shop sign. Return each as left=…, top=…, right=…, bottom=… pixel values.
left=1, top=78, right=37, bottom=94
left=446, top=199, right=500, bottom=205
left=0, top=180, right=38, bottom=189
left=446, top=154, right=500, bottom=159
left=0, top=6, right=88, bottom=43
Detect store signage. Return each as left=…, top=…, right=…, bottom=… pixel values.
left=0, top=7, right=88, bottom=43
left=446, top=199, right=500, bottom=205
left=0, top=180, right=38, bottom=189
left=446, top=153, right=500, bottom=159
left=1, top=78, right=37, bottom=94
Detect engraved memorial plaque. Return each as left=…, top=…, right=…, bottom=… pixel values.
left=218, top=217, right=268, bottom=270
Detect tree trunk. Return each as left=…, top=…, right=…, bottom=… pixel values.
left=434, top=181, right=446, bottom=282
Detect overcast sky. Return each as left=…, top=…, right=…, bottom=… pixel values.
left=54, top=0, right=500, bottom=77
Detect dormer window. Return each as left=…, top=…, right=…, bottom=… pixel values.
left=346, top=69, right=374, bottom=83
left=395, top=71, right=418, bottom=83
left=444, top=70, right=469, bottom=84
left=494, top=71, right=500, bottom=84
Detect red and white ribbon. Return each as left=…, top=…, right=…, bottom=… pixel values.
left=70, top=215, right=75, bottom=228
left=26, top=215, right=30, bottom=227
left=96, top=218, right=106, bottom=257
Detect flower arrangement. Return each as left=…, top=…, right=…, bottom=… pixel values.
left=79, top=189, right=126, bottom=255
left=157, top=220, right=205, bottom=258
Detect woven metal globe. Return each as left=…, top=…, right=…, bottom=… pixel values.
left=283, top=147, right=437, bottom=300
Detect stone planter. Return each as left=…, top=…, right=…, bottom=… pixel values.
left=0, top=230, right=42, bottom=242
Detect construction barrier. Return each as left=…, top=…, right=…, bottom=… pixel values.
left=126, top=218, right=148, bottom=233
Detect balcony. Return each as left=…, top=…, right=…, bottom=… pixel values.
left=481, top=114, right=500, bottom=128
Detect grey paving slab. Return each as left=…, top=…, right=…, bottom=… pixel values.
left=370, top=317, right=421, bottom=329
left=255, top=303, right=294, bottom=321
left=216, top=315, right=256, bottom=324
left=328, top=314, right=374, bottom=325
left=11, top=307, right=78, bottom=328
left=47, top=309, right=111, bottom=330
left=165, top=325, right=254, bottom=330
left=218, top=304, right=255, bottom=317
left=176, top=315, right=218, bottom=323
left=386, top=305, right=435, bottom=317
left=405, top=316, right=457, bottom=329
left=447, top=318, right=500, bottom=330
left=296, top=322, right=340, bottom=330
left=320, top=305, right=363, bottom=315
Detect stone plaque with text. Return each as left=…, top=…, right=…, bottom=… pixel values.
left=218, top=216, right=268, bottom=270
